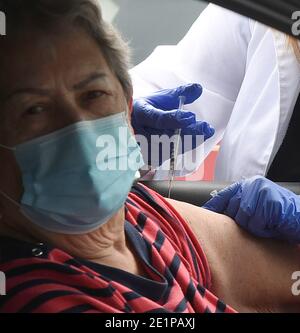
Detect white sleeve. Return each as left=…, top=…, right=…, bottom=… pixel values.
left=131, top=4, right=251, bottom=99
left=131, top=4, right=253, bottom=179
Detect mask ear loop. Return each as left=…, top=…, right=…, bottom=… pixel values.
left=0, top=145, right=20, bottom=208
left=0, top=190, right=22, bottom=226
left=0, top=189, right=22, bottom=209
left=0, top=145, right=20, bottom=220
left=0, top=144, right=16, bottom=151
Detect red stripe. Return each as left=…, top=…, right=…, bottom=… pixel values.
left=32, top=293, right=120, bottom=313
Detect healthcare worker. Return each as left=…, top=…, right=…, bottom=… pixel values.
left=131, top=3, right=300, bottom=182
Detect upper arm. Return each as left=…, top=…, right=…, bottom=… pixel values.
left=167, top=198, right=300, bottom=313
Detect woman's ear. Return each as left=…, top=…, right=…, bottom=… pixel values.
left=127, top=97, right=134, bottom=125
left=126, top=97, right=135, bottom=135
left=128, top=97, right=133, bottom=115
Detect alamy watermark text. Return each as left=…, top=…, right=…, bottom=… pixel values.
left=0, top=271, right=6, bottom=296
left=0, top=11, right=5, bottom=36
left=292, top=11, right=300, bottom=37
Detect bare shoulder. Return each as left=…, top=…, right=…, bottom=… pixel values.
left=166, top=198, right=300, bottom=313
left=165, top=198, right=241, bottom=251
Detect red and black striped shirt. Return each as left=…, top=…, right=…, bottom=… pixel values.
left=0, top=184, right=236, bottom=313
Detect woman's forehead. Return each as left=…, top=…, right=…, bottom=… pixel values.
left=0, top=26, right=113, bottom=93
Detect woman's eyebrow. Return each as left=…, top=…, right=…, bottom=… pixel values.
left=2, top=88, right=50, bottom=103
left=73, top=72, right=108, bottom=90
left=1, top=72, right=108, bottom=103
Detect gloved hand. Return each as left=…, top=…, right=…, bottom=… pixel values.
left=203, top=176, right=300, bottom=243
left=132, top=83, right=215, bottom=167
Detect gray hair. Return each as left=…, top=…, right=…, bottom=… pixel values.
left=0, top=0, right=133, bottom=100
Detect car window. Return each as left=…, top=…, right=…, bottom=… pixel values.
left=100, top=0, right=207, bottom=65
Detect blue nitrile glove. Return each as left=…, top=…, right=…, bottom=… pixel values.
left=203, top=176, right=300, bottom=243
left=132, top=83, right=215, bottom=167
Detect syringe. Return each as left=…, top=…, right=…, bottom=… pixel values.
left=168, top=95, right=186, bottom=198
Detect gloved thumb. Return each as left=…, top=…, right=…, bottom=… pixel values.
left=202, top=182, right=241, bottom=213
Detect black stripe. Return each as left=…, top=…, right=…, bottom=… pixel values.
left=0, top=278, right=115, bottom=311
left=0, top=279, right=61, bottom=308
left=185, top=279, right=197, bottom=304
left=160, top=267, right=175, bottom=303
left=153, top=230, right=165, bottom=252
left=123, top=303, right=133, bottom=313
left=5, top=262, right=83, bottom=279
left=169, top=254, right=181, bottom=278
left=125, top=198, right=140, bottom=209
left=174, top=297, right=188, bottom=312
left=163, top=266, right=175, bottom=286
left=197, top=284, right=206, bottom=298
left=145, top=308, right=171, bottom=313
left=19, top=290, right=84, bottom=313
left=122, top=291, right=141, bottom=302
left=136, top=212, right=147, bottom=231
left=186, top=237, right=201, bottom=283
left=216, top=300, right=227, bottom=313
left=204, top=307, right=212, bottom=313
left=74, top=285, right=115, bottom=298
left=63, top=259, right=84, bottom=269
left=59, top=304, right=95, bottom=313
left=143, top=237, right=153, bottom=265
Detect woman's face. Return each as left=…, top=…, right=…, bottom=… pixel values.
left=0, top=24, right=129, bottom=203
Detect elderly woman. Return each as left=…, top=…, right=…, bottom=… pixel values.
left=0, top=0, right=299, bottom=313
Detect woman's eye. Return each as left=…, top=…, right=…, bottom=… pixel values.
left=25, top=105, right=46, bottom=116
left=85, top=90, right=104, bottom=101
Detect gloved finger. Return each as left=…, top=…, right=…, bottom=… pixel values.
left=141, top=121, right=215, bottom=149
left=202, top=182, right=242, bottom=213
left=237, top=206, right=280, bottom=239
left=233, top=208, right=252, bottom=231
left=223, top=191, right=243, bottom=219
left=134, top=104, right=197, bottom=130
left=140, top=127, right=175, bottom=137
left=279, top=227, right=300, bottom=244
left=233, top=207, right=277, bottom=239
left=146, top=83, right=203, bottom=110
left=181, top=121, right=215, bottom=140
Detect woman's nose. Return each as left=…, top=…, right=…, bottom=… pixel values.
left=54, top=98, right=88, bottom=127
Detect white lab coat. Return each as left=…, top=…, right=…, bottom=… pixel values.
left=131, top=4, right=300, bottom=182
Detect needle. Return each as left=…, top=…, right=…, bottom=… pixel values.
left=168, top=95, right=186, bottom=198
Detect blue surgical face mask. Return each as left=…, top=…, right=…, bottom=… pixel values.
left=0, top=112, right=144, bottom=234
